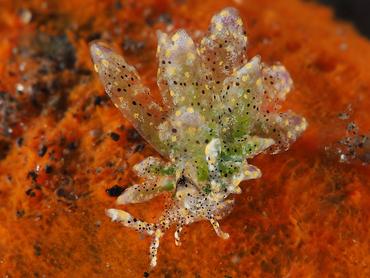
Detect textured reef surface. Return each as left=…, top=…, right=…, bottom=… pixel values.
left=0, top=0, right=370, bottom=277
left=90, top=7, right=307, bottom=267
left=327, top=105, right=370, bottom=165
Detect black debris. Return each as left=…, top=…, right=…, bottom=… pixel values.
left=25, top=188, right=36, bottom=197
left=27, top=170, right=38, bottom=181
left=134, top=143, right=145, bottom=153
left=38, top=144, right=48, bottom=157
left=110, top=132, right=120, bottom=142
left=105, top=185, right=126, bottom=197
left=16, top=137, right=24, bottom=147
left=122, top=37, right=145, bottom=54
left=126, top=128, right=142, bottom=142
left=45, top=164, right=53, bottom=174
left=67, top=141, right=78, bottom=150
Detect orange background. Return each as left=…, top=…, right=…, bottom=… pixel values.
left=0, top=0, right=369, bottom=277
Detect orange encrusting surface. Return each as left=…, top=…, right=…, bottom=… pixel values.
left=0, top=0, right=369, bottom=277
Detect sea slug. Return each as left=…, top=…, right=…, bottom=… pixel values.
left=90, top=7, right=307, bottom=268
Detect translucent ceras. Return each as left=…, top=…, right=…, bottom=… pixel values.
left=90, top=7, right=307, bottom=268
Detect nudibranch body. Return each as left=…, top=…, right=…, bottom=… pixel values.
left=90, top=7, right=307, bottom=268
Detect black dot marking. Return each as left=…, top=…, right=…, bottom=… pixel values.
left=110, top=132, right=120, bottom=141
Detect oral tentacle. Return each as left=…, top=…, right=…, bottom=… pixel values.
left=106, top=209, right=156, bottom=235
left=209, top=218, right=230, bottom=240
left=174, top=223, right=184, bottom=246
left=149, top=229, right=164, bottom=268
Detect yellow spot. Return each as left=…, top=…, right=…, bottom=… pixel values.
left=245, top=63, right=252, bottom=70
left=187, top=107, right=194, bottom=113
left=167, top=66, right=176, bottom=76
left=188, top=127, right=196, bottom=134
left=102, top=59, right=109, bottom=67
left=295, top=122, right=305, bottom=131
left=155, top=229, right=163, bottom=237
left=171, top=33, right=180, bottom=42
left=165, top=49, right=171, bottom=58
left=245, top=170, right=260, bottom=179
left=95, top=48, right=102, bottom=56
left=187, top=52, right=195, bottom=62
left=171, top=136, right=177, bottom=142
left=236, top=18, right=243, bottom=26
left=185, top=72, right=190, bottom=78
left=175, top=110, right=181, bottom=116
left=170, top=90, right=175, bottom=97
left=242, top=75, right=249, bottom=82
left=225, top=45, right=233, bottom=52
left=256, top=78, right=262, bottom=87
left=220, top=10, right=230, bottom=17
left=134, top=113, right=139, bottom=119
left=172, top=33, right=180, bottom=42
left=215, top=23, right=223, bottom=32
left=233, top=177, right=243, bottom=186
left=234, top=186, right=242, bottom=194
